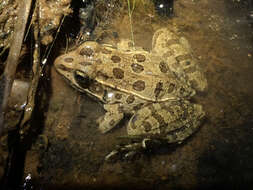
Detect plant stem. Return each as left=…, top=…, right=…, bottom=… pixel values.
left=127, top=0, right=135, bottom=48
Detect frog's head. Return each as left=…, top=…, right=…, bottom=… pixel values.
left=54, top=42, right=106, bottom=100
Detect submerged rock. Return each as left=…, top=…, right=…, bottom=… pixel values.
left=5, top=79, right=29, bottom=131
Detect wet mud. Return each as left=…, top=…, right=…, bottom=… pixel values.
left=2, top=0, right=253, bottom=189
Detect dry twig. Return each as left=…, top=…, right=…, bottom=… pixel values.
left=20, top=1, right=41, bottom=135
left=0, top=0, right=33, bottom=136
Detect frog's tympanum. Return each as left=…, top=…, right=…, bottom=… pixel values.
left=54, top=28, right=207, bottom=160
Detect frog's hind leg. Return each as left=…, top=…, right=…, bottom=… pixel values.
left=152, top=28, right=208, bottom=92
left=105, top=101, right=205, bottom=161
left=128, top=101, right=205, bottom=142
left=98, top=104, right=124, bottom=133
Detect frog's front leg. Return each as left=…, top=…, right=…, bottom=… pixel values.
left=98, top=103, right=124, bottom=133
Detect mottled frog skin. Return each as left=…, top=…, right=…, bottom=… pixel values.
left=54, top=28, right=206, bottom=159
left=152, top=28, right=207, bottom=92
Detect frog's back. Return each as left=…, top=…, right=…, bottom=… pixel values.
left=92, top=45, right=194, bottom=102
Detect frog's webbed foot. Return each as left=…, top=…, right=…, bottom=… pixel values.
left=105, top=123, right=202, bottom=161
left=105, top=137, right=165, bottom=161
left=98, top=104, right=124, bottom=133
left=105, top=141, right=143, bottom=161
left=105, top=101, right=205, bottom=161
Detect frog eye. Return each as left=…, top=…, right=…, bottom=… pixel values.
left=74, top=70, right=91, bottom=89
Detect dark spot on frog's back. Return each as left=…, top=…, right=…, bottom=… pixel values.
left=126, top=95, right=135, bottom=104
left=79, top=47, right=94, bottom=56
left=101, top=48, right=112, bottom=54
left=159, top=61, right=168, bottom=73
left=167, top=83, right=175, bottom=93
left=115, top=93, right=122, bottom=99
left=113, top=68, right=124, bottom=79
left=64, top=57, right=74, bottom=63
left=133, top=54, right=146, bottom=62
left=111, top=55, right=121, bottom=63
left=133, top=80, right=146, bottom=91
left=143, top=121, right=152, bottom=132
left=131, top=63, right=144, bottom=73
left=154, top=82, right=163, bottom=98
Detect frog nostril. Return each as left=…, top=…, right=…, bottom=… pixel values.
left=64, top=57, right=74, bottom=63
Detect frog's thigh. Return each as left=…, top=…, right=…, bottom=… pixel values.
left=173, top=55, right=207, bottom=92
left=164, top=57, right=207, bottom=92
left=98, top=104, right=124, bottom=133
left=164, top=102, right=204, bottom=143
left=127, top=103, right=163, bottom=136
left=165, top=122, right=198, bottom=143
left=165, top=57, right=189, bottom=81
left=128, top=101, right=204, bottom=143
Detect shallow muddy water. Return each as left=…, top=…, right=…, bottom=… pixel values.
left=2, top=0, right=253, bottom=189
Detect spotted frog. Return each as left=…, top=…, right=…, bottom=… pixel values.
left=54, top=28, right=206, bottom=159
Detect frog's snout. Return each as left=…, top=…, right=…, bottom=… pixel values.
left=54, top=55, right=75, bottom=73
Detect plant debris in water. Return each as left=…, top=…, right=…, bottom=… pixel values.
left=0, top=0, right=18, bottom=49
left=38, top=0, right=72, bottom=45
left=0, top=0, right=32, bottom=135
